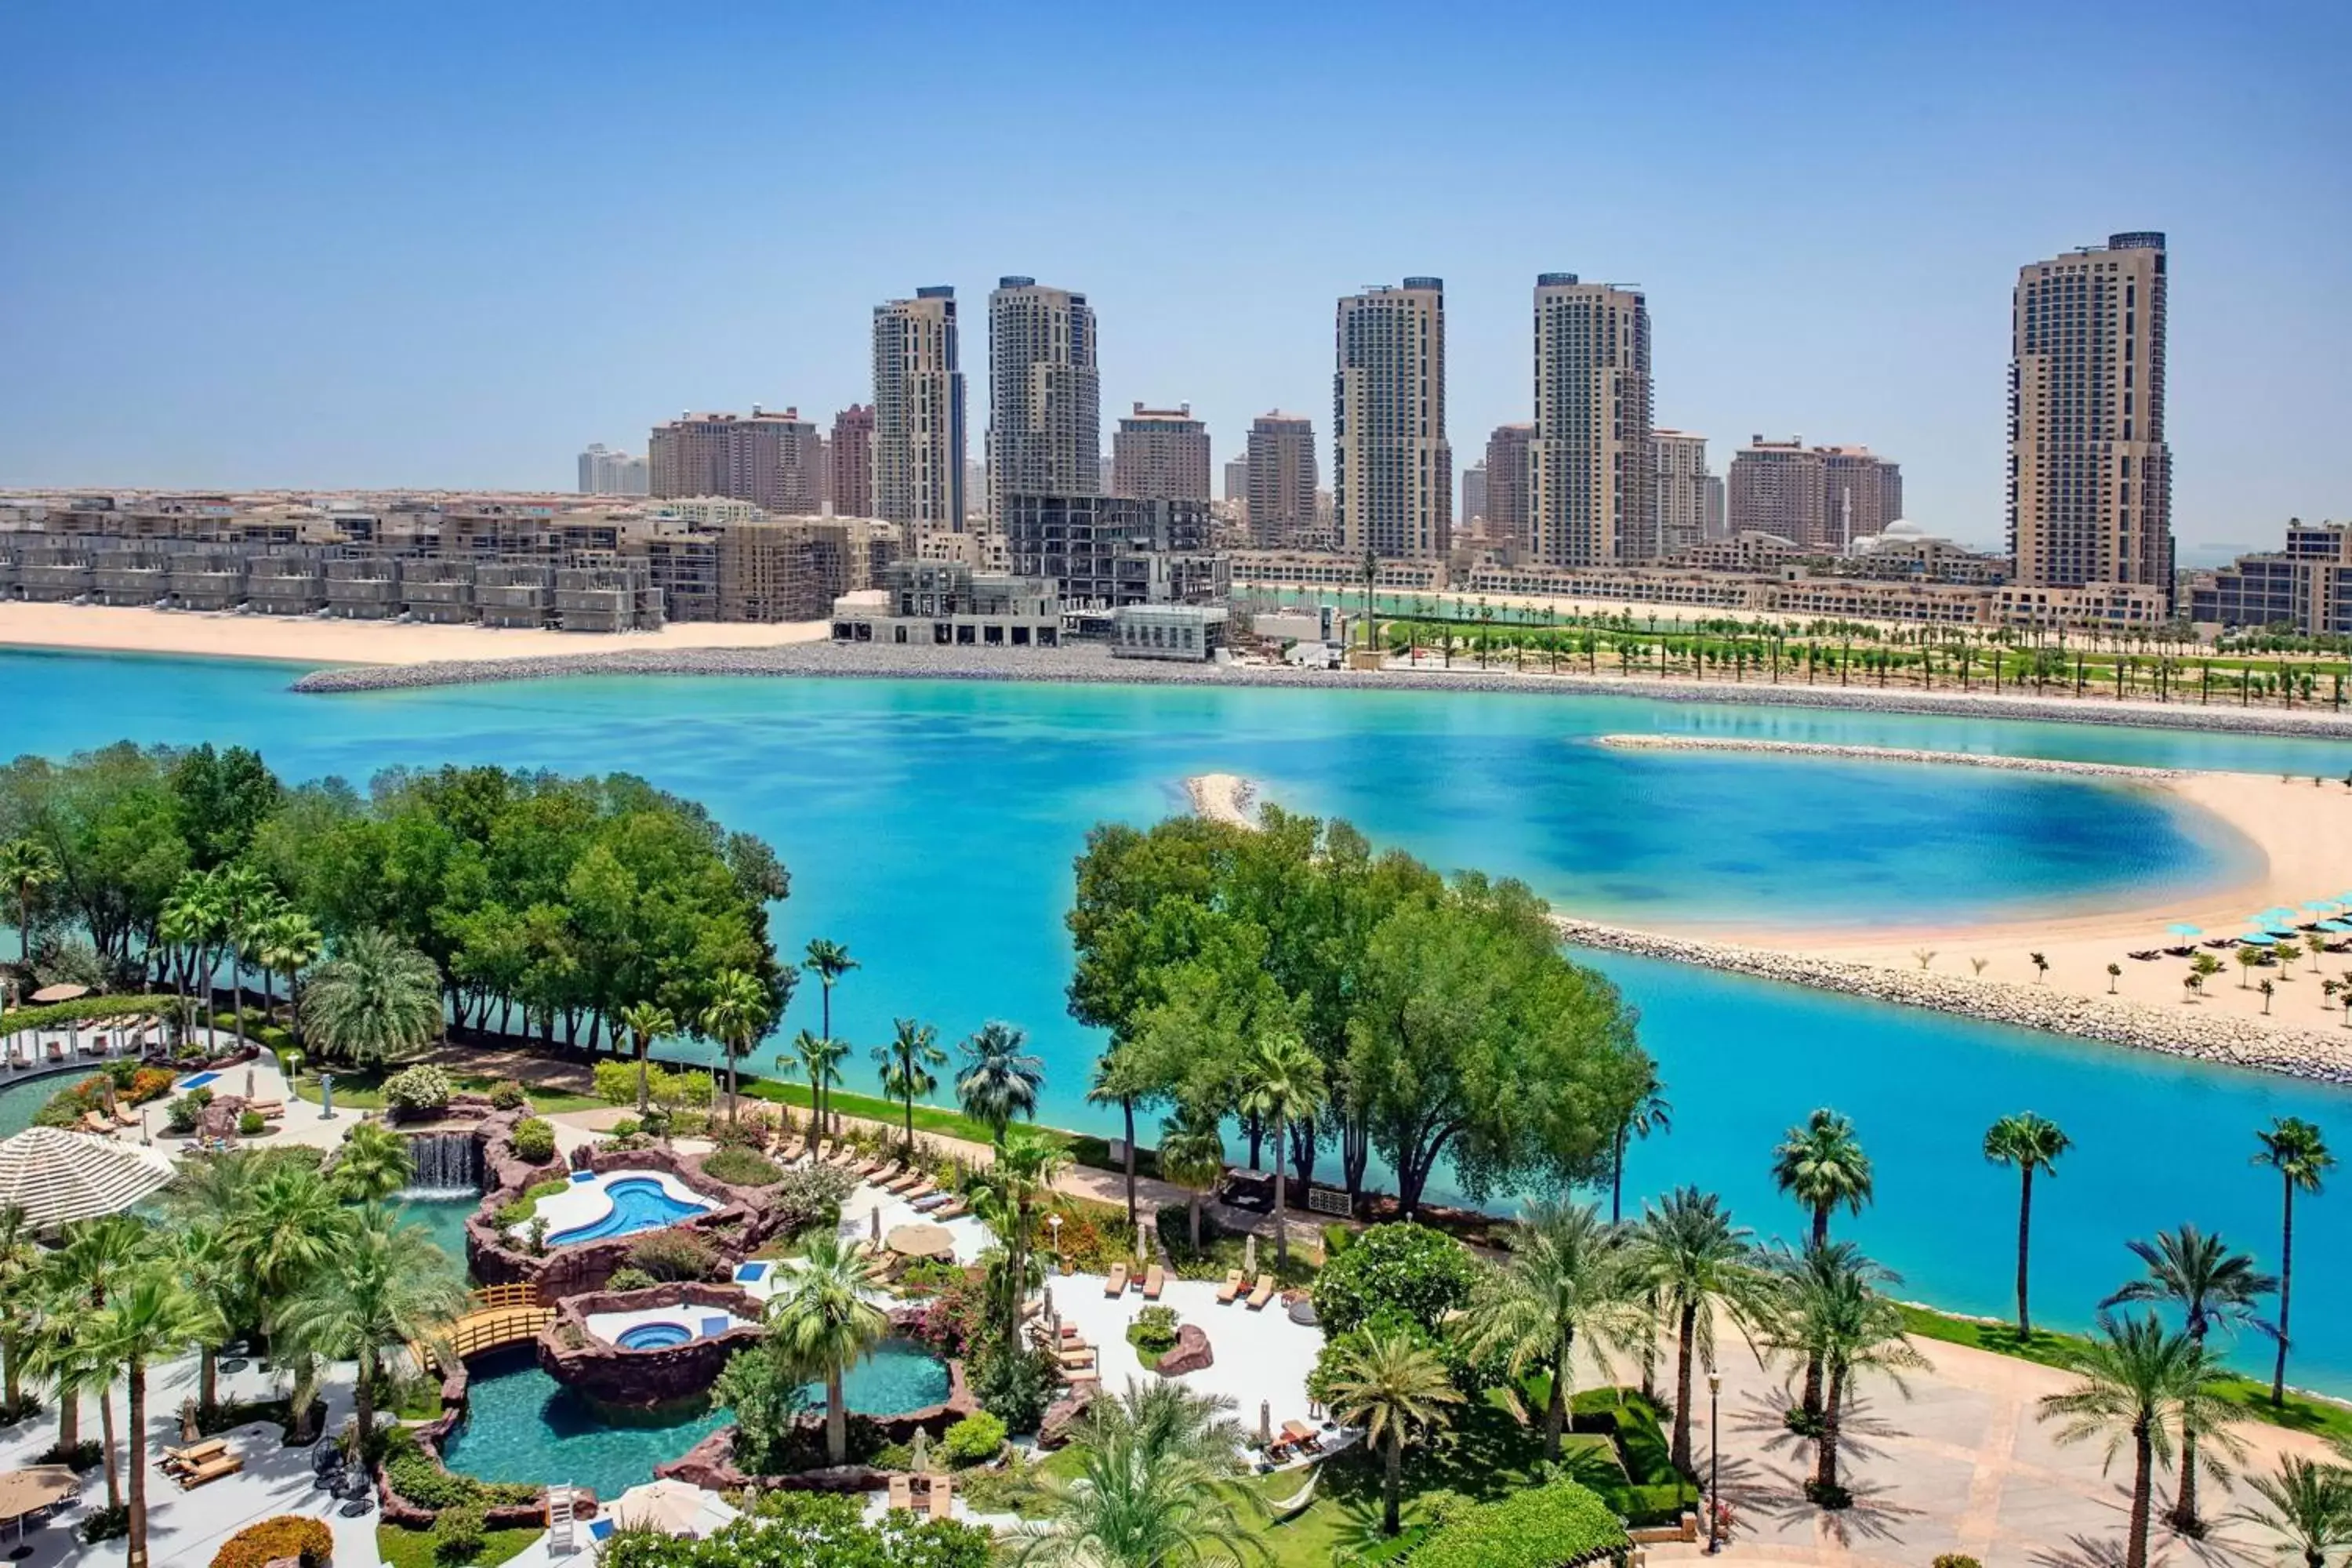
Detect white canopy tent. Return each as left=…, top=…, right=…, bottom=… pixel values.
left=0, top=1127, right=176, bottom=1228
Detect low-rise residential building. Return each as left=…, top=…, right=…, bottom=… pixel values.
left=2188, top=520, right=2352, bottom=636
left=1004, top=495, right=1224, bottom=608
left=1110, top=604, right=1229, bottom=662
left=828, top=560, right=1063, bottom=649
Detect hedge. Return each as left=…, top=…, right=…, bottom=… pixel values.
left=212, top=1514, right=332, bottom=1568
left=1406, top=1479, right=1632, bottom=1568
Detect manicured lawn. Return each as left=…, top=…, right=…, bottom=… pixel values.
left=1898, top=1303, right=2352, bottom=1444
left=376, top=1523, right=540, bottom=1568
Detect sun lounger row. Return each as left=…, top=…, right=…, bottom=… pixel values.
left=1101, top=1263, right=1167, bottom=1299
left=1216, top=1270, right=1276, bottom=1309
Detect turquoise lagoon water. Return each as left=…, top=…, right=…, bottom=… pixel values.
left=800, top=1338, right=953, bottom=1414
left=9, top=648, right=2352, bottom=1391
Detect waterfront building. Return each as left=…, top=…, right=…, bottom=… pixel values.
left=1222, top=454, right=1249, bottom=508
left=828, top=559, right=1062, bottom=648
left=1727, top=436, right=1900, bottom=553
left=578, top=444, right=649, bottom=496
left=1112, top=403, right=1212, bottom=503
left=1004, top=495, right=1225, bottom=608
left=2009, top=230, right=2172, bottom=600
left=989, top=277, right=1101, bottom=529
left=830, top=405, right=874, bottom=519
left=648, top=408, right=822, bottom=514
left=873, top=286, right=967, bottom=532
left=1245, top=412, right=1320, bottom=550
left=1704, top=474, right=1727, bottom=539
left=1334, top=278, right=1450, bottom=560
left=1483, top=423, right=1533, bottom=554
left=1530, top=273, right=1653, bottom=564
left=1110, top=603, right=1229, bottom=662
left=1651, top=430, right=1711, bottom=557
left=2189, top=519, right=2352, bottom=635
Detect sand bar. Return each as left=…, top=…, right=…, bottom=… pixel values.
left=1184, top=772, right=1258, bottom=827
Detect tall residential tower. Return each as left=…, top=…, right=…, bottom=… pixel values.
left=988, top=277, right=1101, bottom=528
left=872, top=286, right=967, bottom=531
left=1112, top=403, right=1212, bottom=502
left=1245, top=412, right=1320, bottom=549
left=1529, top=274, right=1653, bottom=565
left=1334, top=278, right=1449, bottom=559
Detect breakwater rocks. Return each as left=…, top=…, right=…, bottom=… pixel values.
left=285, top=642, right=2352, bottom=739
left=1554, top=917, right=2352, bottom=1084
left=1593, top=735, right=2189, bottom=779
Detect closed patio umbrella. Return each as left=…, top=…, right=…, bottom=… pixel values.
left=0, top=1128, right=175, bottom=1229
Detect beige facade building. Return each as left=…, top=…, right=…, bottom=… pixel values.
left=1244, top=412, right=1320, bottom=550
left=1334, top=278, right=1450, bottom=559
left=1651, top=430, right=1711, bottom=557
left=2009, top=231, right=2172, bottom=598
left=989, top=277, right=1101, bottom=528
left=1726, top=436, right=1900, bottom=552
left=1112, top=403, right=1211, bottom=502
left=648, top=408, right=822, bottom=514
left=830, top=405, right=874, bottom=519
left=872, top=286, right=967, bottom=532
left=1483, top=423, right=1534, bottom=553
left=1529, top=274, right=1653, bottom=564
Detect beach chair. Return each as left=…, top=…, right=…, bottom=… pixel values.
left=177, top=1454, right=243, bottom=1489
left=1057, top=1348, right=1096, bottom=1370
left=1060, top=1368, right=1098, bottom=1391
left=1246, top=1274, right=1275, bottom=1311
left=45, top=1040, right=64, bottom=1062
left=887, top=1474, right=914, bottom=1512
left=81, top=1111, right=114, bottom=1136
left=902, top=1178, right=937, bottom=1201
left=1217, top=1270, right=1244, bottom=1305
left=1103, top=1263, right=1129, bottom=1296
left=856, top=1158, right=888, bottom=1178
left=910, top=1192, right=953, bottom=1213
left=1141, top=1265, right=1165, bottom=1300
left=245, top=1098, right=285, bottom=1117
left=113, top=1103, right=140, bottom=1127
left=1281, top=1421, right=1323, bottom=1454
left=927, top=1475, right=953, bottom=1521
left=932, top=1199, right=967, bottom=1221
left=882, top=1171, right=924, bottom=1196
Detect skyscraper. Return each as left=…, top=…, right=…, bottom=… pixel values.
left=1483, top=423, right=1533, bottom=552
left=1112, top=403, right=1212, bottom=502
left=1822, top=446, right=1904, bottom=544
left=1246, top=412, right=1320, bottom=549
left=1651, top=430, right=1710, bottom=557
left=1221, top=455, right=1249, bottom=506
left=577, top=444, right=649, bottom=496
left=2009, top=231, right=2172, bottom=597
left=1704, top=474, right=1727, bottom=540
left=1530, top=273, right=1653, bottom=564
left=830, top=404, right=875, bottom=518
left=1727, top=436, right=1902, bottom=550
left=988, top=277, right=1100, bottom=528
left=872, top=286, right=967, bottom=532
left=1334, top=278, right=1449, bottom=560
left=1461, top=461, right=1486, bottom=530
left=648, top=408, right=822, bottom=513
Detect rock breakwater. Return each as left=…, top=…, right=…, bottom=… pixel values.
left=1594, top=735, right=2190, bottom=779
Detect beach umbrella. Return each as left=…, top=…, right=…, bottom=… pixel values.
left=2303, top=900, right=2335, bottom=912
left=2165, top=923, right=2201, bottom=937
left=612, top=1479, right=737, bottom=1538
left=0, top=1128, right=174, bottom=1229
left=1244, top=1232, right=1258, bottom=1277
left=2241, top=931, right=2278, bottom=947
left=25, top=984, right=88, bottom=1005
left=2318, top=920, right=2352, bottom=934
left=0, top=1466, right=78, bottom=1543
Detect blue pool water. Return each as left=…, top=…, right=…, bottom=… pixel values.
left=800, top=1339, right=953, bottom=1414
left=439, top=1350, right=729, bottom=1500
left=396, top=1195, right=480, bottom=1280
left=176, top=1070, right=220, bottom=1090
left=546, top=1177, right=715, bottom=1247
left=9, top=649, right=2352, bottom=1390
left=615, top=1321, right=694, bottom=1350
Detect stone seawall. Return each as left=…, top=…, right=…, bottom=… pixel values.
left=285, top=642, right=2352, bottom=739
left=1554, top=918, right=2352, bottom=1084
left=1592, top=735, right=2191, bottom=779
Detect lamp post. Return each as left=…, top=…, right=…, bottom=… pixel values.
left=1707, top=1369, right=1723, bottom=1553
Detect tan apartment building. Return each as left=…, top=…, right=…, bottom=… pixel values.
left=1483, top=423, right=1534, bottom=553
left=1245, top=412, right=1320, bottom=549
left=872, top=286, right=967, bottom=532
left=830, top=405, right=874, bottom=519
left=1334, top=278, right=1450, bottom=559
left=2009, top=231, right=2172, bottom=600
left=1652, top=430, right=1711, bottom=557
left=1112, top=403, right=1212, bottom=502
left=707, top=517, right=901, bottom=622
left=989, top=277, right=1101, bottom=528
left=648, top=408, right=823, bottom=514
left=1727, top=437, right=1900, bottom=552
left=1529, top=274, right=1653, bottom=564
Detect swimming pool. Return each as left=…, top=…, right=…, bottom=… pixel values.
left=801, top=1339, right=952, bottom=1414
left=615, top=1321, right=694, bottom=1350
left=439, top=1350, right=729, bottom=1501
left=176, top=1070, right=220, bottom=1090
left=542, top=1175, right=717, bottom=1247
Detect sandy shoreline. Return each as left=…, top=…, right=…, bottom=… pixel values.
left=1184, top=772, right=1258, bottom=827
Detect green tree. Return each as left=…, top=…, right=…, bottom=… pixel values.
left=172, top=1224, right=245, bottom=1412
left=212, top=862, right=272, bottom=1049
left=2038, top=1312, right=2244, bottom=1568
left=618, top=1000, right=677, bottom=1117
left=0, top=838, right=58, bottom=966
left=699, top=967, right=772, bottom=1127
left=801, top=936, right=857, bottom=1042
left=1631, top=1188, right=1768, bottom=1475
left=762, top=1232, right=889, bottom=1467
left=1007, top=1381, right=1263, bottom=1567
left=2103, top=1225, right=2278, bottom=1533
left=327, top=1120, right=416, bottom=1203
left=222, top=1161, right=350, bottom=1350
left=955, top=1021, right=1044, bottom=1145
left=255, top=906, right=322, bottom=1051
left=1238, top=1030, right=1324, bottom=1273
left=157, top=871, right=225, bottom=1040
left=39, top=1215, right=154, bottom=1507
left=1156, top=1100, right=1227, bottom=1252
left=2227, top=1455, right=2352, bottom=1568
left=2252, top=1117, right=2334, bottom=1408
left=0, top=1203, right=43, bottom=1417
left=1983, top=1112, right=2071, bottom=1338
left=1465, top=1200, right=1636, bottom=1460
left=1762, top=1241, right=1925, bottom=1504
left=789, top=1029, right=848, bottom=1148
left=1771, top=1109, right=1875, bottom=1247
left=93, top=1265, right=223, bottom=1568
left=1321, top=1328, right=1465, bottom=1536
left=301, top=927, right=443, bottom=1066
left=1086, top=1044, right=1156, bottom=1236
left=275, top=1204, right=467, bottom=1459
left=1609, top=1074, right=1671, bottom=1225
left=968, top=1126, right=1071, bottom=1362
left=873, top=1018, right=946, bottom=1164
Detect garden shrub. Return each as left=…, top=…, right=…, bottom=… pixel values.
left=604, top=1266, right=659, bottom=1294
left=509, top=1116, right=557, bottom=1163
left=597, top=1512, right=995, bottom=1567
left=1321, top=1223, right=1356, bottom=1258
left=1933, top=1559, right=1986, bottom=1568
left=237, top=1109, right=266, bottom=1138
left=1312, top=1221, right=1480, bottom=1336
left=768, top=1162, right=857, bottom=1235
left=382, top=1065, right=456, bottom=1113
left=627, top=1229, right=720, bottom=1282
left=78, top=1504, right=129, bottom=1544
left=432, top=1503, right=486, bottom=1566
left=895, top=1258, right=967, bottom=1298
left=1408, top=1479, right=1631, bottom=1568
left=165, top=1089, right=213, bottom=1134
left=593, top=1059, right=713, bottom=1109
left=383, top=1450, right=535, bottom=1511
left=492, top=1177, right=568, bottom=1229
left=1127, top=1305, right=1180, bottom=1353
left=486, top=1080, right=528, bottom=1110
left=701, top=1146, right=783, bottom=1187
left=939, top=1411, right=1006, bottom=1468
left=907, top=1279, right=987, bottom=1359
left=211, top=1514, right=333, bottom=1568
left=966, top=1345, right=1057, bottom=1435
left=610, top=1116, right=642, bottom=1138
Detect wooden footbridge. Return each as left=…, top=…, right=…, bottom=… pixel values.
left=420, top=1283, right=554, bottom=1370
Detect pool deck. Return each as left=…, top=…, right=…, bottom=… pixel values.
left=506, top=1167, right=717, bottom=1245
left=583, top=1303, right=757, bottom=1344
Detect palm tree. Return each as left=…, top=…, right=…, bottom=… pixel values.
left=2038, top=1312, right=2243, bottom=1568
left=276, top=1205, right=467, bottom=1459
left=2103, top=1224, right=2278, bottom=1533
left=301, top=928, right=443, bottom=1066
left=762, top=1232, right=888, bottom=1466
left=1472, top=1200, right=1640, bottom=1461
left=0, top=839, right=58, bottom=966
left=1764, top=1241, right=1925, bottom=1502
left=158, top=873, right=225, bottom=1040
left=956, top=1021, right=1045, bottom=1145
left=223, top=1162, right=351, bottom=1349
left=42, top=1216, right=153, bottom=1508
left=172, top=1224, right=245, bottom=1413
left=2227, top=1455, right=2352, bottom=1568
left=873, top=1018, right=946, bottom=1165
left=1087, top=1044, right=1155, bottom=1236
left=789, top=1029, right=847, bottom=1149
left=1238, top=1031, right=1323, bottom=1273
left=1156, top=1101, right=1226, bottom=1252
left=1610, top=1075, right=1671, bottom=1225
left=212, top=862, right=271, bottom=1047
left=801, top=937, right=857, bottom=1046
left=617, top=1000, right=677, bottom=1117
left=1632, top=1188, right=1767, bottom=1474
left=93, top=1265, right=222, bottom=1568
left=2252, top=1117, right=2334, bottom=1408
left=970, top=1126, right=1073, bottom=1361
left=0, top=1204, right=43, bottom=1417
left=255, top=907, right=321, bottom=1051
left=1009, top=1381, right=1264, bottom=1567
left=328, top=1120, right=416, bottom=1202
left=1983, top=1112, right=2071, bottom=1338
left=1771, top=1109, right=1875, bottom=1247
left=699, top=967, right=771, bottom=1126
left=1321, top=1329, right=1464, bottom=1536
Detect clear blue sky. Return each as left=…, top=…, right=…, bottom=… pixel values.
left=2, top=1, right=2344, bottom=559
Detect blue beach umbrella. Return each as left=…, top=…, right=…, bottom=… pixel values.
left=2240, top=931, right=2278, bottom=946
left=2165, top=923, right=2202, bottom=938
left=2318, top=920, right=2352, bottom=934
left=2303, top=900, right=2335, bottom=912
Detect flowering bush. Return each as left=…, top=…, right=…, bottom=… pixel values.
left=1311, top=1221, right=1479, bottom=1336
left=211, top=1514, right=332, bottom=1568
left=382, top=1064, right=456, bottom=1113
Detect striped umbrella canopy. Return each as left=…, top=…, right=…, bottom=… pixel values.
left=0, top=1128, right=175, bottom=1229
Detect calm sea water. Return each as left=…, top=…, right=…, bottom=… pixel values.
left=10, top=649, right=2352, bottom=1391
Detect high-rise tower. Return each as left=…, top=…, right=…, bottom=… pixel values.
left=872, top=287, right=967, bottom=531
left=988, top=278, right=1101, bottom=528
left=1334, top=278, right=1449, bottom=559
left=1529, top=273, right=1653, bottom=564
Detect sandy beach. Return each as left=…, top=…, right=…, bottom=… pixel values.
left=0, top=599, right=828, bottom=666
left=1184, top=771, right=1258, bottom=827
